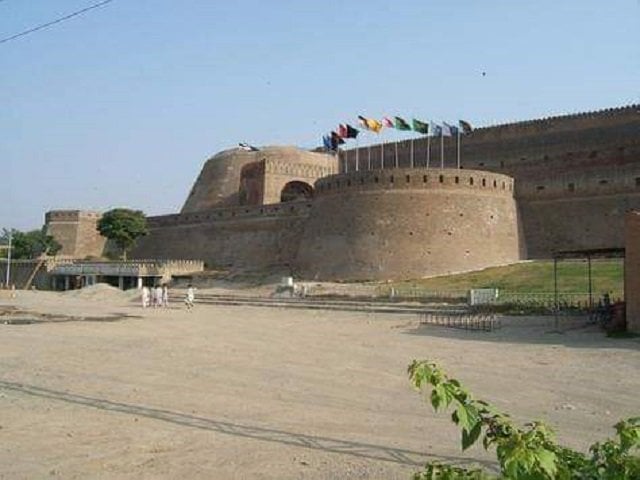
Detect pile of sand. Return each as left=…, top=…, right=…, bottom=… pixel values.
left=62, top=283, right=138, bottom=302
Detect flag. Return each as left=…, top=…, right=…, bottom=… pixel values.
left=459, top=119, right=473, bottom=135
left=394, top=116, right=412, bottom=131
left=357, top=115, right=383, bottom=133
left=411, top=118, right=430, bottom=134
left=430, top=122, right=441, bottom=137
left=382, top=117, right=394, bottom=128
left=441, top=122, right=453, bottom=137
left=337, top=124, right=348, bottom=138
left=331, top=131, right=346, bottom=146
left=322, top=135, right=333, bottom=151
left=345, top=124, right=359, bottom=138
left=239, top=142, right=259, bottom=151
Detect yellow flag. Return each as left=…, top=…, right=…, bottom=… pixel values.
left=366, top=118, right=383, bottom=133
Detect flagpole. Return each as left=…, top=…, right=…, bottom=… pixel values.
left=440, top=130, right=444, bottom=169
left=381, top=138, right=384, bottom=170
left=394, top=141, right=398, bottom=168
left=427, top=135, right=431, bottom=169
left=356, top=137, right=361, bottom=171
left=410, top=138, right=415, bottom=168
left=457, top=127, right=461, bottom=169
left=368, top=144, right=371, bottom=170
left=355, top=144, right=359, bottom=171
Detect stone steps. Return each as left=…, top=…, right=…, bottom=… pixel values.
left=192, top=293, right=468, bottom=315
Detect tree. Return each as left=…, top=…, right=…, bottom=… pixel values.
left=96, top=209, right=148, bottom=261
left=408, top=360, right=640, bottom=479
left=0, top=228, right=62, bottom=259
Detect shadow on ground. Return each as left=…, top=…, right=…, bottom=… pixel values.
left=0, top=379, right=495, bottom=470
left=401, top=317, right=640, bottom=351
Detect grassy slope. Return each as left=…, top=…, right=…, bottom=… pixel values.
left=392, top=260, right=624, bottom=296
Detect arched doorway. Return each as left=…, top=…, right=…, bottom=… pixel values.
left=280, top=181, right=314, bottom=202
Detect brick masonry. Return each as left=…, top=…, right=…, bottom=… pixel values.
left=625, top=211, right=640, bottom=333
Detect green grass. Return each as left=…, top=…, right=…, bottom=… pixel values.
left=391, top=259, right=624, bottom=297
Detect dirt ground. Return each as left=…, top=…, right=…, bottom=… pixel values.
left=1, top=289, right=638, bottom=479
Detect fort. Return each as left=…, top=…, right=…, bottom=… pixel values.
left=43, top=105, right=640, bottom=281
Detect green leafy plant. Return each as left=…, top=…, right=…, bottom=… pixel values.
left=408, top=360, right=639, bottom=479
left=1, top=228, right=61, bottom=259
left=96, top=208, right=147, bottom=260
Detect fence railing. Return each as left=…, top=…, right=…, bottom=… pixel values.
left=420, top=311, right=501, bottom=331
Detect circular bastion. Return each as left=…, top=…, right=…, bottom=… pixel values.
left=294, top=168, right=524, bottom=281
left=181, top=146, right=333, bottom=212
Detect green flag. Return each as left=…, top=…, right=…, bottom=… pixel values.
left=394, top=116, right=411, bottom=131
left=412, top=118, right=429, bottom=134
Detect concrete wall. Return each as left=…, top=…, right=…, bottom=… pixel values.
left=132, top=202, right=313, bottom=270
left=0, top=259, right=52, bottom=290
left=625, top=211, right=640, bottom=333
left=44, top=210, right=106, bottom=258
left=295, top=168, right=523, bottom=281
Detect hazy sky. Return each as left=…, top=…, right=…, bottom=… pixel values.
left=2, top=0, right=639, bottom=230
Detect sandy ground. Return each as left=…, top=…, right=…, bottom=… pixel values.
left=0, top=288, right=638, bottom=479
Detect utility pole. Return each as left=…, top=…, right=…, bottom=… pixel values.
left=5, top=230, right=12, bottom=287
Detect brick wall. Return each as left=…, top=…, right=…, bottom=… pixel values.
left=625, top=211, right=640, bottom=333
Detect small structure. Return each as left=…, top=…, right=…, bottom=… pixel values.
left=49, top=260, right=204, bottom=290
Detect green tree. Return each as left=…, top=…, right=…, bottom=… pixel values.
left=0, top=228, right=62, bottom=259
left=96, top=209, right=148, bottom=261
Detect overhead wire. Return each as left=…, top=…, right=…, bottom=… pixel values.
left=0, top=0, right=115, bottom=45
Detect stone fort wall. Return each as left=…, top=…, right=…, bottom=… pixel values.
left=340, top=105, right=640, bottom=257
left=131, top=201, right=314, bottom=270
left=295, top=168, right=522, bottom=280
left=45, top=210, right=106, bottom=259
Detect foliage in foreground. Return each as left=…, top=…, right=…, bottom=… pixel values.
left=96, top=208, right=147, bottom=260
left=408, top=360, right=639, bottom=479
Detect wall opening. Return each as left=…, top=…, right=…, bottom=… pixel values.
left=280, top=181, right=314, bottom=202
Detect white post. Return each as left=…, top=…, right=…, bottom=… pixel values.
left=118, top=276, right=124, bottom=290
left=457, top=128, right=461, bottom=169
left=137, top=277, right=143, bottom=289
left=5, top=230, right=11, bottom=287
left=64, top=276, right=70, bottom=291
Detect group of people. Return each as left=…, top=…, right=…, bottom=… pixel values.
left=141, top=285, right=169, bottom=308
left=140, top=284, right=196, bottom=310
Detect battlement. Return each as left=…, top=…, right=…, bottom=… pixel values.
left=314, top=168, right=514, bottom=196
left=45, top=210, right=102, bottom=222
left=471, top=104, right=640, bottom=141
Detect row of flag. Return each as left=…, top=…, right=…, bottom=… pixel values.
left=322, top=116, right=473, bottom=151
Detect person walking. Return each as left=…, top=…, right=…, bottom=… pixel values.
left=154, top=285, right=163, bottom=308
left=162, top=285, right=169, bottom=308
left=141, top=286, right=150, bottom=308
left=185, top=284, right=195, bottom=311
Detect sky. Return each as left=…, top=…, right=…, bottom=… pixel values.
left=1, top=0, right=639, bottom=231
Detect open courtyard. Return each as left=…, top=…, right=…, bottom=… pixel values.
left=0, top=289, right=638, bottom=479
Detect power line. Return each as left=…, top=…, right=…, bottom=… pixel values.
left=0, top=0, right=115, bottom=45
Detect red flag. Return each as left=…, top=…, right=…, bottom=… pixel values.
left=337, top=124, right=348, bottom=138
left=382, top=117, right=394, bottom=128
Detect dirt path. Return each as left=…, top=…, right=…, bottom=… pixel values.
left=1, top=291, right=638, bottom=479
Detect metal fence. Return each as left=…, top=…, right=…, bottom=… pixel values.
left=419, top=311, right=501, bottom=331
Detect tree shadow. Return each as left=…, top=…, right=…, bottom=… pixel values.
left=0, top=380, right=495, bottom=470
left=401, top=316, right=640, bottom=351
